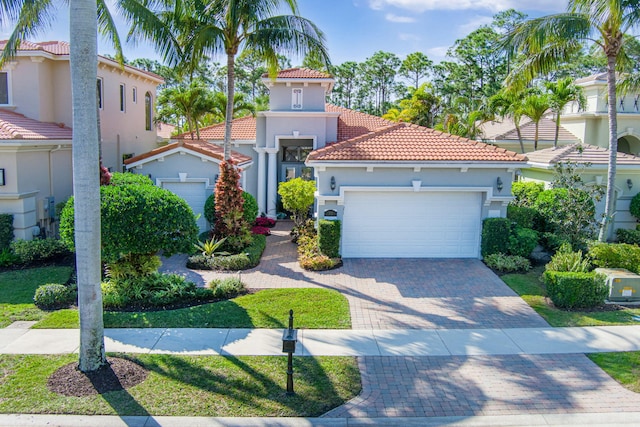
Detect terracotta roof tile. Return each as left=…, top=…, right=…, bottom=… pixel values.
left=527, top=143, right=640, bottom=166
left=175, top=116, right=256, bottom=140
left=263, top=68, right=333, bottom=79
left=0, top=108, right=72, bottom=140
left=308, top=122, right=526, bottom=163
left=124, top=140, right=252, bottom=166
left=327, top=104, right=396, bottom=142
left=481, top=116, right=580, bottom=143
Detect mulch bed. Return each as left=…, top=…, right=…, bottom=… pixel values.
left=47, top=357, right=148, bottom=397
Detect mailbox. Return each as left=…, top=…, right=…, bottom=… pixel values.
left=282, top=328, right=298, bottom=353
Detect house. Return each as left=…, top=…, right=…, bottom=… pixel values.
left=0, top=41, right=164, bottom=240
left=127, top=68, right=525, bottom=258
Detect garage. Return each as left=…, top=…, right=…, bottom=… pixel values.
left=341, top=191, right=482, bottom=258
left=161, top=181, right=209, bottom=232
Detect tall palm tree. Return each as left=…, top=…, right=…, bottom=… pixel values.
left=545, top=77, right=586, bottom=148
left=489, top=87, right=528, bottom=154
left=520, top=93, right=551, bottom=151
left=504, top=0, right=640, bottom=241
left=157, top=81, right=214, bottom=139
left=209, top=91, right=256, bottom=123
left=162, top=0, right=329, bottom=160
left=0, top=0, right=169, bottom=372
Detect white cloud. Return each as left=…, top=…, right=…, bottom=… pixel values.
left=426, top=46, right=449, bottom=61
left=398, top=33, right=421, bottom=41
left=368, top=0, right=566, bottom=13
left=386, top=13, right=416, bottom=23
left=457, top=15, right=493, bottom=35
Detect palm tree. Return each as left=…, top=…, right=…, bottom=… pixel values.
left=504, top=0, right=640, bottom=241
left=157, top=81, right=214, bottom=139
left=0, top=0, right=169, bottom=372
left=489, top=87, right=527, bottom=154
left=545, top=77, right=586, bottom=148
left=209, top=91, right=256, bottom=123
left=520, top=93, right=551, bottom=151
left=162, top=0, right=329, bottom=160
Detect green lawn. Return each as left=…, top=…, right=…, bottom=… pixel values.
left=35, top=288, right=351, bottom=329
left=501, top=267, right=640, bottom=327
left=0, top=354, right=360, bottom=417
left=588, top=352, right=640, bottom=393
left=0, top=266, right=73, bottom=328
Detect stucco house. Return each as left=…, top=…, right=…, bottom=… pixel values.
left=126, top=68, right=525, bottom=258
left=0, top=41, right=163, bottom=239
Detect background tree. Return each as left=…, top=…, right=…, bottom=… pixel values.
left=489, top=86, right=529, bottom=153
left=208, top=91, right=256, bottom=123
left=520, top=92, right=551, bottom=151
left=330, top=61, right=359, bottom=108
left=399, top=52, right=432, bottom=89
left=156, top=80, right=215, bottom=138
left=504, top=0, right=640, bottom=241
left=545, top=77, right=586, bottom=148
left=359, top=51, right=400, bottom=115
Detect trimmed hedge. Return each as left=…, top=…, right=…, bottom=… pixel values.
left=507, top=205, right=538, bottom=229
left=481, top=218, right=511, bottom=257
left=511, top=181, right=544, bottom=207
left=318, top=220, right=341, bottom=258
left=0, top=214, right=13, bottom=250
left=109, top=172, right=154, bottom=187
left=616, top=228, right=640, bottom=246
left=588, top=243, right=640, bottom=274
left=542, top=271, right=608, bottom=309
left=11, top=238, right=70, bottom=265
left=483, top=253, right=531, bottom=273
left=508, top=226, right=538, bottom=258
left=187, top=234, right=266, bottom=271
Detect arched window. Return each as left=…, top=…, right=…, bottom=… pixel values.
left=145, top=91, right=153, bottom=131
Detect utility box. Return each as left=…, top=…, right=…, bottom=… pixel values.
left=595, top=268, right=640, bottom=302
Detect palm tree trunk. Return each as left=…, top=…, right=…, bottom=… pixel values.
left=554, top=112, right=560, bottom=149
left=598, top=55, right=619, bottom=242
left=224, top=53, right=235, bottom=160
left=70, top=0, right=106, bottom=372
left=534, top=123, right=539, bottom=151
left=515, top=123, right=525, bottom=154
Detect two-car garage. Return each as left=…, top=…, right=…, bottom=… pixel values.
left=340, top=191, right=483, bottom=258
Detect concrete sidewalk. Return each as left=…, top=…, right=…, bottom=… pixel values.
left=3, top=325, right=640, bottom=356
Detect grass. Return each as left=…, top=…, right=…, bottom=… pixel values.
left=0, top=266, right=73, bottom=328
left=35, top=288, right=351, bottom=329
left=502, top=266, right=640, bottom=327
left=587, top=352, right=640, bottom=393
left=0, top=354, right=361, bottom=417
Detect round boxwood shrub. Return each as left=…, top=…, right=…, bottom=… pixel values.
left=34, top=283, right=76, bottom=309
left=204, top=191, right=259, bottom=227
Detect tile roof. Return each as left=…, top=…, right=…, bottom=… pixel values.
left=0, top=108, right=72, bottom=140
left=124, top=139, right=252, bottom=166
left=175, top=116, right=256, bottom=141
left=308, top=122, right=526, bottom=163
left=327, top=104, right=396, bottom=142
left=481, top=116, right=580, bottom=143
left=264, top=68, right=333, bottom=79
left=526, top=143, right=640, bottom=166
left=0, top=40, right=70, bottom=55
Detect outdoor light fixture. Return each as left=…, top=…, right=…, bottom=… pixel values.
left=628, top=179, right=633, bottom=190
left=496, top=177, right=503, bottom=193
left=330, top=176, right=336, bottom=191
left=0, top=169, right=4, bottom=186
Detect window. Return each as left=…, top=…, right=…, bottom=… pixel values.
left=119, top=84, right=125, bottom=112
left=282, top=146, right=312, bottom=162
left=96, top=78, right=103, bottom=109
left=292, top=88, right=303, bottom=109
left=0, top=72, right=8, bottom=105
left=132, top=87, right=137, bottom=103
left=145, top=92, right=153, bottom=130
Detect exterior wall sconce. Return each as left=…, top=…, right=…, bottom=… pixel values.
left=330, top=176, right=336, bottom=191
left=0, top=169, right=4, bottom=186
left=628, top=179, right=633, bottom=190
left=496, top=177, right=503, bottom=193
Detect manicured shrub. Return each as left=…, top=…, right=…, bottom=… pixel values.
left=508, top=226, right=538, bottom=258
left=616, top=228, right=640, bottom=246
left=105, top=254, right=162, bottom=280
left=109, top=172, right=154, bottom=187
left=186, top=234, right=266, bottom=271
left=483, top=253, right=531, bottom=273
left=208, top=277, right=246, bottom=299
left=0, top=248, right=20, bottom=267
left=481, top=218, right=511, bottom=257
left=630, top=192, right=640, bottom=221
left=318, top=220, right=341, bottom=258
left=11, top=238, right=70, bottom=265
left=507, top=205, right=540, bottom=230
left=278, top=177, right=316, bottom=228
left=297, top=233, right=341, bottom=271
left=102, top=273, right=202, bottom=309
left=251, top=225, right=271, bottom=235
left=255, top=217, right=276, bottom=227
left=242, top=192, right=259, bottom=223
left=34, top=283, right=77, bottom=310
left=511, top=181, right=544, bottom=207
left=204, top=193, right=216, bottom=226
left=588, top=243, right=640, bottom=273
left=542, top=271, right=608, bottom=309
left=0, top=214, right=13, bottom=250
left=60, top=182, right=198, bottom=263
left=545, top=243, right=591, bottom=273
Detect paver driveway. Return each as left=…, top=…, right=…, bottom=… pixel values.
left=163, top=221, right=548, bottom=330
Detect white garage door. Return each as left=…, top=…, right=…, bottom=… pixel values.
left=162, top=181, right=208, bottom=232
left=342, top=191, right=482, bottom=258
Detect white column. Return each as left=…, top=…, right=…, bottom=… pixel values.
left=254, top=147, right=267, bottom=216
left=266, top=148, right=279, bottom=218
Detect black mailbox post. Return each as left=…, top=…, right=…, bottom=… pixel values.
left=282, top=309, right=297, bottom=395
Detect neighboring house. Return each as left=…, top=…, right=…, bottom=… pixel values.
left=127, top=68, right=525, bottom=258
left=0, top=41, right=164, bottom=240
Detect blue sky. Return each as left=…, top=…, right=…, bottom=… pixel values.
left=1, top=0, right=568, bottom=65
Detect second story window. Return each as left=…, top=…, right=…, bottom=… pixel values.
left=145, top=91, right=153, bottom=131
left=292, top=88, right=303, bottom=109
left=0, top=72, right=9, bottom=105
left=96, top=78, right=103, bottom=109
left=132, top=87, right=137, bottom=104
left=119, top=84, right=125, bottom=112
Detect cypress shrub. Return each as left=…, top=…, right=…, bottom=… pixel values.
left=318, top=219, right=341, bottom=258
left=481, top=217, right=511, bottom=257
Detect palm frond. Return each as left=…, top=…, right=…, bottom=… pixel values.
left=97, top=0, right=124, bottom=65
left=0, top=0, right=55, bottom=67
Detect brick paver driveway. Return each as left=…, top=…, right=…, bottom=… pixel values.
left=166, top=221, right=548, bottom=330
